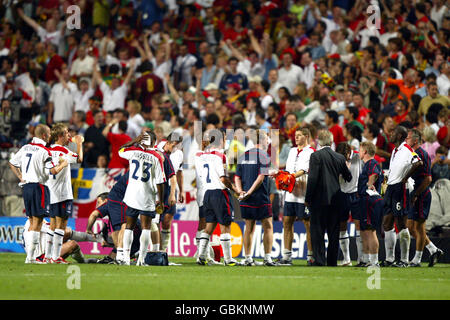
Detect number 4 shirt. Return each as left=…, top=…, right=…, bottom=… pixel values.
left=119, top=146, right=165, bottom=211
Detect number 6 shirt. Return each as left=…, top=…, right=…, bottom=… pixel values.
left=119, top=146, right=165, bottom=211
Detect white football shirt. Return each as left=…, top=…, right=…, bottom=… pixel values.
left=199, top=148, right=227, bottom=191
left=9, top=137, right=54, bottom=185
left=46, top=144, right=79, bottom=204
left=284, top=145, right=315, bottom=204
left=387, top=142, right=420, bottom=185
left=340, top=151, right=363, bottom=194
left=119, top=146, right=165, bottom=211
left=194, top=151, right=206, bottom=206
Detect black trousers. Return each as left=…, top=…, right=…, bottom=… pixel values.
left=309, top=205, right=340, bottom=266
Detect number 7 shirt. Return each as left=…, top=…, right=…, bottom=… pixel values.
left=119, top=146, right=165, bottom=211
left=9, top=137, right=55, bottom=185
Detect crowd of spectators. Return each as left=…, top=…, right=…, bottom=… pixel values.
left=0, top=0, right=449, bottom=227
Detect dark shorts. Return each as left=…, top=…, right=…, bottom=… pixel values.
left=337, top=191, right=360, bottom=222
left=108, top=199, right=127, bottom=231
left=49, top=200, right=73, bottom=218
left=408, top=189, right=432, bottom=221
left=240, top=204, right=272, bottom=220
left=384, top=183, right=409, bottom=217
left=283, top=202, right=310, bottom=220
left=163, top=190, right=176, bottom=215
left=199, top=205, right=206, bottom=219
left=126, top=206, right=156, bottom=219
left=203, top=189, right=234, bottom=226
left=360, top=195, right=384, bottom=231
left=23, top=183, right=50, bottom=217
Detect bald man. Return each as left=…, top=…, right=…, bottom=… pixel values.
left=9, top=124, right=69, bottom=264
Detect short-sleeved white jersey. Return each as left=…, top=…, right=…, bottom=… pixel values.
left=284, top=145, right=315, bottom=203
left=170, top=149, right=183, bottom=189
left=198, top=148, right=227, bottom=191
left=46, top=144, right=78, bottom=204
left=9, top=137, right=54, bottom=185
left=194, top=151, right=206, bottom=206
left=387, top=142, right=420, bottom=185
left=119, top=146, right=165, bottom=211
left=340, top=151, right=363, bottom=194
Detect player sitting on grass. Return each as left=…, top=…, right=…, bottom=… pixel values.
left=23, top=218, right=100, bottom=263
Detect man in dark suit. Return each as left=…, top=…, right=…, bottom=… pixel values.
left=305, top=130, right=352, bottom=266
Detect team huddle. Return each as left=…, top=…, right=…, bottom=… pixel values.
left=9, top=121, right=444, bottom=267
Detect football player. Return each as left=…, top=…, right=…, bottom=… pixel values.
left=119, top=132, right=165, bottom=265
left=357, top=142, right=385, bottom=267
left=155, top=133, right=183, bottom=253
left=45, top=123, right=84, bottom=264
left=193, top=138, right=222, bottom=265
left=335, top=142, right=363, bottom=266
left=9, top=124, right=68, bottom=264
left=405, top=129, right=443, bottom=267
left=197, top=129, right=241, bottom=266
left=382, top=126, right=422, bottom=267
left=278, top=128, right=315, bottom=265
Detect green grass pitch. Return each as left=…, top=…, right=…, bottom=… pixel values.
left=1, top=253, right=449, bottom=300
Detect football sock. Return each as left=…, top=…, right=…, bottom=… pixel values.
left=45, top=230, right=54, bottom=259
left=426, top=242, right=437, bottom=255
left=355, top=230, right=363, bottom=262
left=264, top=253, right=273, bottom=263
left=198, top=232, right=210, bottom=259
left=412, top=251, right=423, bottom=264
left=161, top=228, right=171, bottom=251
left=123, top=229, right=134, bottom=264
left=282, top=249, right=292, bottom=261
left=307, top=251, right=314, bottom=262
left=369, top=253, right=378, bottom=265
left=52, top=229, right=65, bottom=260
left=71, top=230, right=100, bottom=242
left=362, top=253, right=369, bottom=263
left=384, top=228, right=396, bottom=263
left=339, top=231, right=350, bottom=262
left=399, top=228, right=411, bottom=263
left=220, top=233, right=232, bottom=262
left=139, top=229, right=151, bottom=263
left=196, top=230, right=203, bottom=248
left=116, top=248, right=123, bottom=261
left=27, top=231, right=39, bottom=261
left=245, top=255, right=253, bottom=262
left=71, top=246, right=85, bottom=263
left=152, top=243, right=160, bottom=251
left=206, top=243, right=215, bottom=261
